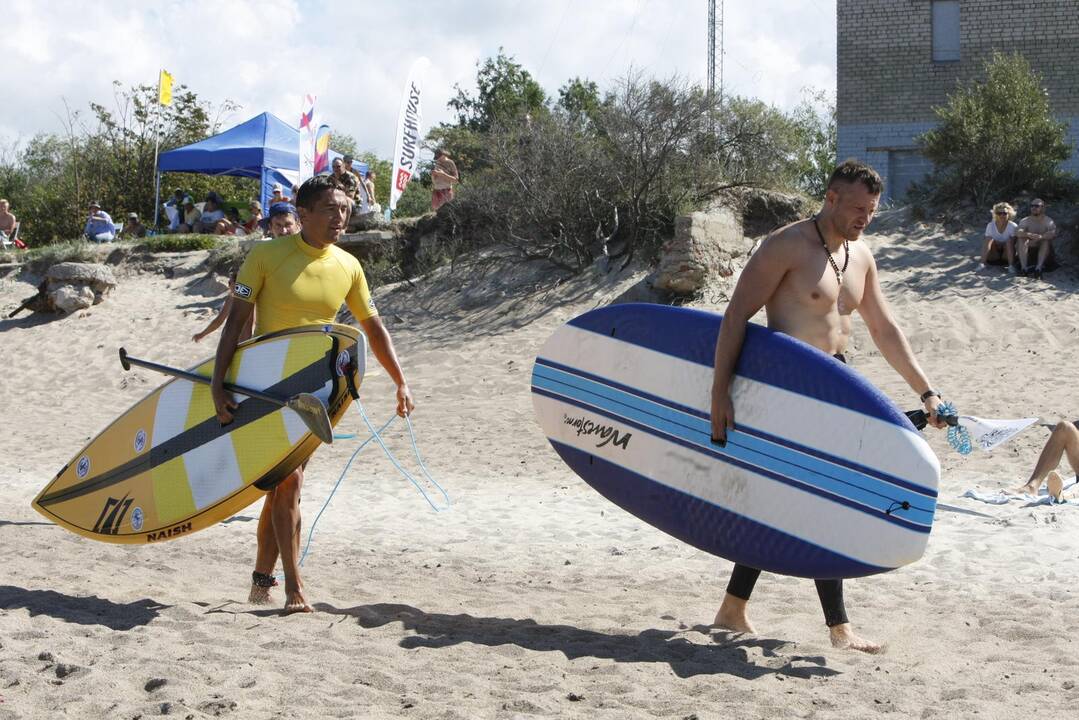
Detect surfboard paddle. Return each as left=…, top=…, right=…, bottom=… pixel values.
left=118, top=348, right=334, bottom=444
left=906, top=409, right=1037, bottom=454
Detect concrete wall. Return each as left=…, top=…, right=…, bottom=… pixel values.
left=836, top=0, right=1079, bottom=200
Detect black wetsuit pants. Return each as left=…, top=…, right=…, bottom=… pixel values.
left=724, top=351, right=851, bottom=629
left=725, top=566, right=848, bottom=627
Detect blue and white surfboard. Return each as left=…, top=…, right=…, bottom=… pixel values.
left=531, top=303, right=939, bottom=579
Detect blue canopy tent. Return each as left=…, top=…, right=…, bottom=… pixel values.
left=155, top=112, right=365, bottom=225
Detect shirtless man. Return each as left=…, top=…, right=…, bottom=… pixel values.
left=431, top=149, right=459, bottom=211
left=1011, top=421, right=1079, bottom=501
left=1015, top=199, right=1056, bottom=279
left=709, top=160, right=947, bottom=653
left=211, top=174, right=414, bottom=614
left=0, top=199, right=16, bottom=245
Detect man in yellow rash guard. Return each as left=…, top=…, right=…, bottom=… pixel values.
left=210, top=174, right=414, bottom=615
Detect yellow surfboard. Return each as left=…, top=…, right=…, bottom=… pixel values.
left=32, top=324, right=365, bottom=544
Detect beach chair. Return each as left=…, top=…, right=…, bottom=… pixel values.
left=1, top=221, right=21, bottom=249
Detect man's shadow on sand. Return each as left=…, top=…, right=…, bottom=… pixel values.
left=0, top=585, right=168, bottom=631
left=315, top=602, right=838, bottom=680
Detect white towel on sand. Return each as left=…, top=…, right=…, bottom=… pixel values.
left=962, top=478, right=1077, bottom=507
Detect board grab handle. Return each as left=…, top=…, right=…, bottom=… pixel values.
left=117, top=347, right=334, bottom=444
left=905, top=409, right=959, bottom=431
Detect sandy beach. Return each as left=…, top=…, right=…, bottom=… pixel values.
left=2, top=212, right=1078, bottom=719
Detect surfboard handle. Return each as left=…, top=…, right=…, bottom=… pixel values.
left=905, top=409, right=959, bottom=431
left=118, top=347, right=334, bottom=444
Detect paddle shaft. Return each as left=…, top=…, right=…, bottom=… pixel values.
left=119, top=348, right=289, bottom=408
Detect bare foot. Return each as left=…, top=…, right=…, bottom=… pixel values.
left=283, top=590, right=314, bottom=615
left=1009, top=482, right=1038, bottom=496
left=829, top=623, right=883, bottom=654
left=712, top=595, right=756, bottom=634
left=1047, top=471, right=1064, bottom=503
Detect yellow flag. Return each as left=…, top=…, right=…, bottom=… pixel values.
left=158, top=70, right=174, bottom=106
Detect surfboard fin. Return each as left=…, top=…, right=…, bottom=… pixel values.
left=287, top=393, right=335, bottom=445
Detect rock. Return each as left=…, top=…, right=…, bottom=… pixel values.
left=337, top=230, right=397, bottom=263
left=652, top=205, right=750, bottom=296
left=145, top=677, right=168, bottom=692
left=50, top=284, right=96, bottom=314
left=45, top=262, right=117, bottom=295
left=719, top=187, right=815, bottom=238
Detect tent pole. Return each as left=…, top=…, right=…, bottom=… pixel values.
left=153, top=172, right=161, bottom=230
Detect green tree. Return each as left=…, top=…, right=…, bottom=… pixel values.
left=448, top=49, right=548, bottom=133
left=0, top=82, right=250, bottom=244
left=789, top=89, right=836, bottom=199
left=916, top=52, right=1074, bottom=204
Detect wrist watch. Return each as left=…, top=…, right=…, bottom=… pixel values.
left=920, top=390, right=941, bottom=403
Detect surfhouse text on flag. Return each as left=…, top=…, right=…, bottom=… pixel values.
left=158, top=70, right=174, bottom=106
left=390, top=57, right=431, bottom=211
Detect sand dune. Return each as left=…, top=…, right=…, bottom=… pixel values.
left=1, top=216, right=1078, bottom=719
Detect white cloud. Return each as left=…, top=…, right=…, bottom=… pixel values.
left=2, top=0, right=836, bottom=158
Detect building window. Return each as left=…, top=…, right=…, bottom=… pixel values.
left=932, top=1, right=961, bottom=62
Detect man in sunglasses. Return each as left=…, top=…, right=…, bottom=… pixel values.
left=1015, top=199, right=1056, bottom=279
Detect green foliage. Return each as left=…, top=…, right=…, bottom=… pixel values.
left=448, top=49, right=548, bottom=133
left=0, top=82, right=255, bottom=246
left=915, top=52, right=1075, bottom=205
left=788, top=89, right=837, bottom=199
left=393, top=178, right=433, bottom=219
left=22, top=239, right=98, bottom=267
left=138, top=234, right=220, bottom=252
left=440, top=70, right=827, bottom=272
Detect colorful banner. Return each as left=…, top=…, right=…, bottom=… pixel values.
left=389, top=57, right=431, bottom=211
left=158, top=70, right=174, bottom=106
left=313, top=124, right=332, bottom=175
left=298, top=94, right=317, bottom=183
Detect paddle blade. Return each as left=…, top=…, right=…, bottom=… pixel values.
left=959, top=416, right=1039, bottom=452
left=287, top=393, right=334, bottom=444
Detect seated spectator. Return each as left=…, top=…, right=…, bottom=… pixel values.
left=267, top=202, right=301, bottom=237
left=1016, top=198, right=1057, bottom=279
left=214, top=207, right=246, bottom=236
left=121, top=212, right=147, bottom=239
left=269, top=183, right=291, bottom=206
left=84, top=201, right=116, bottom=243
left=194, top=193, right=225, bottom=233
left=163, top=188, right=185, bottom=232
left=178, top=196, right=201, bottom=233
left=243, top=200, right=263, bottom=234
left=0, top=199, right=17, bottom=245
left=982, top=202, right=1017, bottom=267
left=1011, top=421, right=1079, bottom=502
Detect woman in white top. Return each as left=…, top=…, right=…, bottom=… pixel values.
left=982, top=201, right=1017, bottom=267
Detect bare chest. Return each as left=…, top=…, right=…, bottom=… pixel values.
left=782, top=244, right=867, bottom=316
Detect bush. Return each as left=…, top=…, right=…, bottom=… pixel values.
left=137, top=234, right=220, bottom=253
left=914, top=52, right=1075, bottom=205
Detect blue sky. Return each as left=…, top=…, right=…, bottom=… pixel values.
left=3, top=0, right=836, bottom=160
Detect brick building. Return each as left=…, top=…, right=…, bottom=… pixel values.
left=837, top=0, right=1079, bottom=201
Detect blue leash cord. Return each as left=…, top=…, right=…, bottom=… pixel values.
left=292, top=402, right=450, bottom=572
left=939, top=401, right=972, bottom=455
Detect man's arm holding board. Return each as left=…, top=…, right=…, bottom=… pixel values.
left=710, top=232, right=795, bottom=444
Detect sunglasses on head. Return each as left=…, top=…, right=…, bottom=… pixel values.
left=1032, top=203, right=1044, bottom=208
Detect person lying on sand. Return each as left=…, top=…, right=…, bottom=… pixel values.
left=1011, top=421, right=1079, bottom=501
